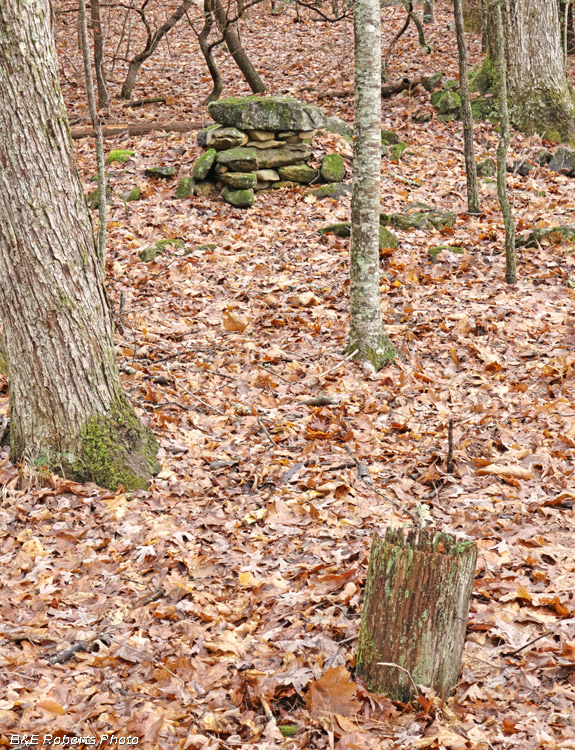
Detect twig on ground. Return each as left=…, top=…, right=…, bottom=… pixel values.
left=344, top=444, right=373, bottom=485
left=446, top=418, right=454, bottom=474
left=503, top=630, right=551, bottom=657
left=258, top=417, right=278, bottom=448
left=377, top=662, right=419, bottom=697
left=307, top=348, right=358, bottom=382
left=105, top=634, right=184, bottom=683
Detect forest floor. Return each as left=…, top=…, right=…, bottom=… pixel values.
left=1, top=2, right=575, bottom=748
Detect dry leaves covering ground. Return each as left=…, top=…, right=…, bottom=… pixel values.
left=1, top=2, right=575, bottom=748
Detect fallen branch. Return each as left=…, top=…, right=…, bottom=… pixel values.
left=71, top=119, right=204, bottom=139
left=124, top=96, right=167, bottom=107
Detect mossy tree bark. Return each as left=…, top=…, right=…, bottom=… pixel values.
left=348, top=0, right=395, bottom=371
left=489, top=0, right=575, bottom=140
left=357, top=528, right=477, bottom=702
left=462, top=0, right=483, bottom=33
left=0, top=0, right=159, bottom=490
left=212, top=0, right=266, bottom=94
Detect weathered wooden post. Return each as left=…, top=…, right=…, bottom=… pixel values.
left=356, top=527, right=477, bottom=702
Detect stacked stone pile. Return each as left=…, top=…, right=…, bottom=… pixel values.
left=188, top=96, right=346, bottom=208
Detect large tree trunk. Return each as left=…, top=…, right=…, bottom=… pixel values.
left=503, top=0, right=575, bottom=140
left=0, top=0, right=159, bottom=490
left=462, top=0, right=483, bottom=32
left=348, top=0, right=394, bottom=370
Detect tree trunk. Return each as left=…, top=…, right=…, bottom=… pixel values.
left=212, top=0, right=266, bottom=94
left=348, top=0, right=394, bottom=370
left=491, top=0, right=516, bottom=283
left=503, top=0, right=575, bottom=140
left=199, top=0, right=224, bottom=103
left=454, top=0, right=480, bottom=213
left=0, top=0, right=159, bottom=490
left=462, top=0, right=483, bottom=32
left=357, top=528, right=477, bottom=701
left=423, top=0, right=435, bottom=23
left=90, top=0, right=108, bottom=108
left=120, top=0, right=194, bottom=99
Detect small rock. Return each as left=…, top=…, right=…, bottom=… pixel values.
left=197, top=124, right=219, bottom=148
left=380, top=202, right=456, bottom=230
left=220, top=171, right=257, bottom=189
left=477, top=158, right=496, bottom=177
left=247, top=129, right=276, bottom=141
left=310, top=182, right=352, bottom=200
left=108, top=149, right=135, bottom=164
left=216, top=147, right=258, bottom=172
left=428, top=245, right=464, bottom=262
left=269, top=180, right=298, bottom=190
left=434, top=89, right=461, bottom=115
left=246, top=140, right=287, bottom=149
left=86, top=185, right=112, bottom=209
left=145, top=166, right=176, bottom=179
left=278, top=164, right=319, bottom=183
left=121, top=186, right=141, bottom=202
left=535, top=150, right=553, bottom=166
left=210, top=126, right=248, bottom=151
left=193, top=149, right=217, bottom=179
left=175, top=177, right=194, bottom=199
left=221, top=186, right=255, bottom=208
left=508, top=160, right=533, bottom=177
left=548, top=147, right=575, bottom=177
left=379, top=226, right=399, bottom=250
left=422, top=72, right=443, bottom=92
left=255, top=169, right=280, bottom=181
left=413, top=109, right=432, bottom=124
left=381, top=129, right=399, bottom=146
left=323, top=116, right=353, bottom=139
left=320, top=153, right=346, bottom=182
left=319, top=222, right=350, bottom=238
left=388, top=142, right=408, bottom=162
left=255, top=144, right=311, bottom=169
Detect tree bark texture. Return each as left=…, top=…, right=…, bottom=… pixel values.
left=199, top=0, right=224, bottom=104
left=90, top=0, right=108, bottom=108
left=491, top=0, right=516, bottom=283
left=423, top=1, right=435, bottom=24
left=503, top=0, right=575, bottom=140
left=0, top=0, right=159, bottom=489
left=120, top=0, right=194, bottom=99
left=453, top=0, right=480, bottom=213
left=357, top=528, right=477, bottom=702
left=349, top=0, right=394, bottom=370
left=462, top=0, right=483, bottom=32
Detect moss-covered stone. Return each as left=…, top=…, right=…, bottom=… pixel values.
left=210, top=126, right=248, bottom=151
left=381, top=129, right=399, bottom=146
left=208, top=95, right=326, bottom=131
left=536, top=150, right=553, bottom=166
left=319, top=222, right=351, bottom=238
left=175, top=177, right=194, bottom=199
left=278, top=164, right=319, bottom=183
left=320, top=153, right=346, bottom=182
left=311, top=182, right=352, bottom=200
left=324, top=116, right=353, bottom=139
left=255, top=144, right=312, bottom=169
left=470, top=95, right=498, bottom=121
left=215, top=147, right=258, bottom=172
left=516, top=225, right=575, bottom=248
left=548, top=148, right=575, bottom=177
left=220, top=171, right=257, bottom=189
left=108, top=149, right=134, bottom=164
left=422, top=72, right=443, bottom=92
left=144, top=166, right=176, bottom=179
left=192, top=149, right=217, bottom=179
left=221, top=186, right=255, bottom=208
left=380, top=202, right=456, bottom=231
left=139, top=238, right=184, bottom=261
left=476, top=158, right=496, bottom=177
left=389, top=142, right=408, bottom=162
left=434, top=89, right=462, bottom=116
left=379, top=226, right=399, bottom=250
left=121, top=186, right=141, bottom=202
left=67, top=396, right=159, bottom=491
left=86, top=185, right=112, bottom=209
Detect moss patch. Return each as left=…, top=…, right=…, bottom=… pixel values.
left=108, top=149, right=135, bottom=164
left=69, top=397, right=159, bottom=490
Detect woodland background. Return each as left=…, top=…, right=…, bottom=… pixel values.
left=1, top=1, right=575, bottom=748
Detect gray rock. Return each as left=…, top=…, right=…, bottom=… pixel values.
left=255, top=169, right=280, bottom=181
left=220, top=171, right=257, bottom=189
left=476, top=158, right=496, bottom=178
left=197, top=124, right=219, bottom=148
left=310, top=182, right=352, bottom=200
left=208, top=95, right=326, bottom=132
left=145, top=166, right=176, bottom=179
left=380, top=202, right=456, bottom=231
left=381, top=129, right=399, bottom=146
left=255, top=143, right=312, bottom=169
left=247, top=129, right=275, bottom=141
left=216, top=147, right=258, bottom=172
left=175, top=177, right=194, bottom=199
left=548, top=148, right=575, bottom=177
left=246, top=140, right=287, bottom=149
left=323, top=116, right=353, bottom=139
left=422, top=72, right=443, bottom=92
left=121, top=186, right=141, bottom=202
left=278, top=164, right=319, bottom=183
left=210, top=126, right=248, bottom=151
left=320, top=153, right=346, bottom=182
left=192, top=149, right=217, bottom=179
left=221, top=186, right=255, bottom=208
